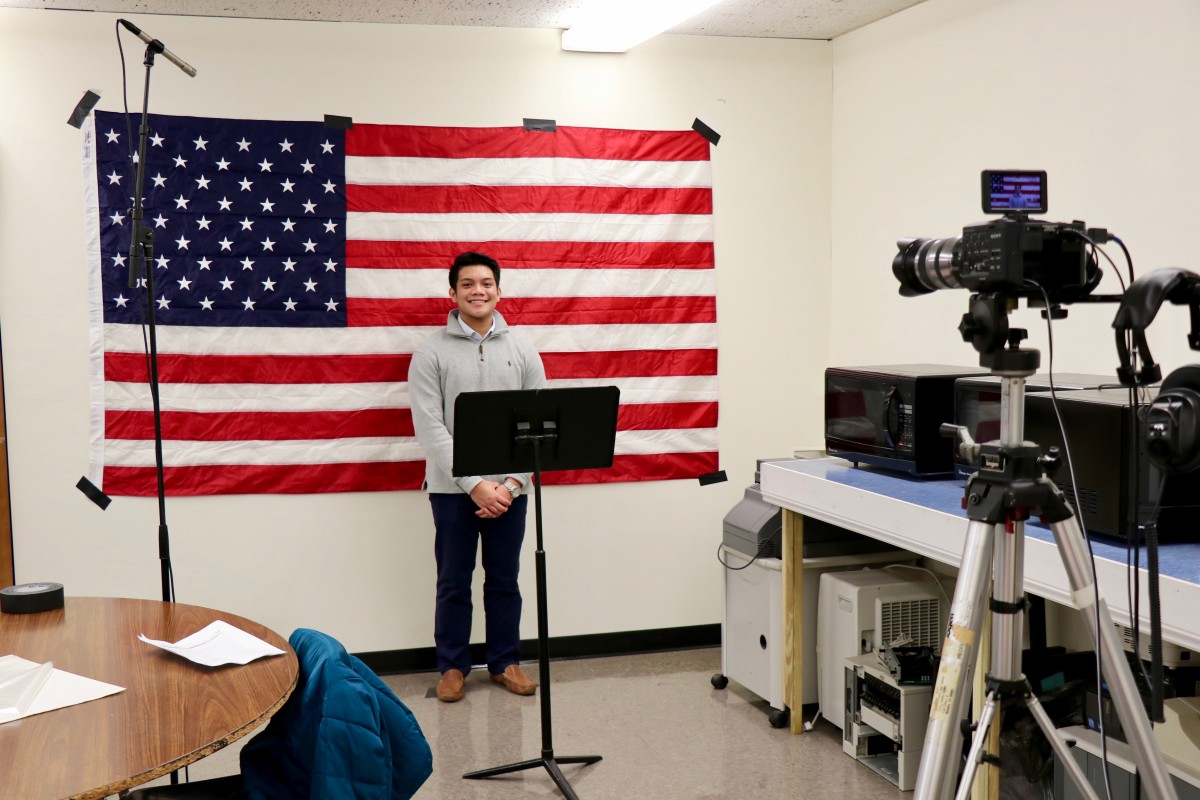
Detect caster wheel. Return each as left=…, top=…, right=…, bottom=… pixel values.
left=710, top=673, right=729, bottom=690
left=768, top=708, right=790, bottom=729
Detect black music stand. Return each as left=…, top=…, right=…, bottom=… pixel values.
left=452, top=386, right=620, bottom=800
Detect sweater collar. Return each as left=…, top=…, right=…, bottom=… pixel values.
left=447, top=309, right=508, bottom=339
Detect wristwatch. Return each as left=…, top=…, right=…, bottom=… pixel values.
left=503, top=480, right=520, bottom=497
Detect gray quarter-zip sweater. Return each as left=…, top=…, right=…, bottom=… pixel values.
left=409, top=309, right=546, bottom=494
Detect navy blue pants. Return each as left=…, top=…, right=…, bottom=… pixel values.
left=430, top=493, right=528, bottom=675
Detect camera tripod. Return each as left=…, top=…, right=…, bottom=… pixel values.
left=912, top=342, right=1178, bottom=800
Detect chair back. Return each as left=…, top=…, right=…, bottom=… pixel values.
left=239, top=628, right=432, bottom=800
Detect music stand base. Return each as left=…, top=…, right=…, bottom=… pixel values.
left=464, top=753, right=602, bottom=800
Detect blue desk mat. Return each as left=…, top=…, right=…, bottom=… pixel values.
left=817, top=461, right=1200, bottom=585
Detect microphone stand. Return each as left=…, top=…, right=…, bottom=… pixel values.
left=126, top=44, right=173, bottom=606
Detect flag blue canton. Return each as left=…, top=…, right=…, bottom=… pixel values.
left=95, top=111, right=347, bottom=328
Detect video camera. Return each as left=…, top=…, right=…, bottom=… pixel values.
left=892, top=170, right=1101, bottom=305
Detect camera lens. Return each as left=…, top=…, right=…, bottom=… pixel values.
left=893, top=237, right=963, bottom=296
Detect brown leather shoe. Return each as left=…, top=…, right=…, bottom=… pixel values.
left=436, top=669, right=465, bottom=702
left=490, top=664, right=536, bottom=696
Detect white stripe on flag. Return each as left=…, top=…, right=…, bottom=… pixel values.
left=104, top=436, right=422, bottom=467
left=105, top=381, right=410, bottom=412
left=103, top=322, right=719, bottom=355
left=507, top=324, right=718, bottom=352
left=346, top=156, right=712, bottom=189
left=82, top=117, right=108, bottom=487
left=546, top=377, right=718, bottom=404
left=346, top=268, right=717, bottom=299
left=616, top=428, right=719, bottom=455
left=347, top=212, right=713, bottom=243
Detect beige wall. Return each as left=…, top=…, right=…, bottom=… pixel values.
left=0, top=9, right=832, bottom=651
left=830, top=0, right=1200, bottom=375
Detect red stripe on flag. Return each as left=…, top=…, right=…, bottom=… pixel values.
left=346, top=125, right=710, bottom=161
left=103, top=348, right=713, bottom=385
left=541, top=452, right=719, bottom=485
left=618, top=402, right=718, bottom=430
left=102, top=452, right=716, bottom=495
left=541, top=349, right=717, bottom=379
left=347, top=185, right=712, bottom=216
left=106, top=409, right=414, bottom=441
left=105, top=352, right=410, bottom=384
left=102, top=461, right=425, bottom=496
left=345, top=240, right=715, bottom=270
left=346, top=296, right=715, bottom=328
left=103, top=405, right=705, bottom=441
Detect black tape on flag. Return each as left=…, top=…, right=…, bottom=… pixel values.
left=67, top=90, right=101, bottom=129
left=523, top=118, right=557, bottom=132
left=692, top=117, right=720, bottom=146
left=77, top=476, right=112, bottom=510
left=324, top=114, right=354, bottom=130
left=698, top=470, right=728, bottom=486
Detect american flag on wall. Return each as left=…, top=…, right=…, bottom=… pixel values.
left=82, top=110, right=718, bottom=496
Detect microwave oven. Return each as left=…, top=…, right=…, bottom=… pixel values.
left=825, top=364, right=987, bottom=477
left=952, top=373, right=1118, bottom=479
left=1024, top=388, right=1200, bottom=541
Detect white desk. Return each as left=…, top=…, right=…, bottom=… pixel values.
left=762, top=456, right=1200, bottom=650
left=760, top=457, right=1200, bottom=733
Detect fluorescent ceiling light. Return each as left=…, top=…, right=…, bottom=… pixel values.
left=561, top=0, right=727, bottom=53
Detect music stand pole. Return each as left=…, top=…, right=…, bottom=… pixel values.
left=464, top=422, right=602, bottom=798
left=454, top=387, right=618, bottom=799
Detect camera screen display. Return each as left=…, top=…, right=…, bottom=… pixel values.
left=982, top=170, right=1047, bottom=214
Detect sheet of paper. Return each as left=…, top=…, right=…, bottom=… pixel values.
left=0, top=659, right=54, bottom=714
left=0, top=655, right=124, bottom=725
left=138, top=619, right=285, bottom=667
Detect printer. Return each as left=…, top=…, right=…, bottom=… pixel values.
left=723, top=483, right=783, bottom=559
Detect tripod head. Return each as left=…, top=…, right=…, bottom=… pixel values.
left=957, top=292, right=1041, bottom=374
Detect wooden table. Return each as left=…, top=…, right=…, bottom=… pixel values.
left=0, top=596, right=298, bottom=800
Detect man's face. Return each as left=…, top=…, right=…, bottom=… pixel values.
left=451, top=264, right=500, bottom=326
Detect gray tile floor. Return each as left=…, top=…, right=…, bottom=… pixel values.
left=153, top=647, right=907, bottom=798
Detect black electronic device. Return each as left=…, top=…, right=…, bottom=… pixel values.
left=825, top=364, right=988, bottom=476
left=952, top=373, right=1118, bottom=479
left=880, top=645, right=938, bottom=685
left=1024, top=388, right=1200, bottom=541
left=893, top=170, right=1100, bottom=306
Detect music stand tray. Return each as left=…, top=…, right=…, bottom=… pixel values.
left=452, top=386, right=619, bottom=800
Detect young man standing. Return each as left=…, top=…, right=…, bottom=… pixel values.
left=408, top=251, right=547, bottom=703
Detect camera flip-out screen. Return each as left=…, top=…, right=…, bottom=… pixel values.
left=981, top=169, right=1047, bottom=214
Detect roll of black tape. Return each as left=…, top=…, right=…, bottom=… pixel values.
left=1, top=582, right=66, bottom=614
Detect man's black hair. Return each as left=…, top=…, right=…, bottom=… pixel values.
left=450, top=251, right=500, bottom=288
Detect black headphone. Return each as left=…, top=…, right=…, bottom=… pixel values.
left=1113, top=268, right=1200, bottom=473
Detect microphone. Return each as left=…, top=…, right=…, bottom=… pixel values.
left=118, top=19, right=197, bottom=77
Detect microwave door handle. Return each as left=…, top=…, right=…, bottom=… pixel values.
left=882, top=386, right=900, bottom=449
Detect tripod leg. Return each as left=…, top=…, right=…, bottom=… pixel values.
left=544, top=758, right=581, bottom=800
left=463, top=757, right=544, bottom=780
left=1022, top=690, right=1103, bottom=800
left=913, top=520, right=996, bottom=800
left=555, top=755, right=603, bottom=766
left=953, top=691, right=999, bottom=800
left=1048, top=515, right=1178, bottom=800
